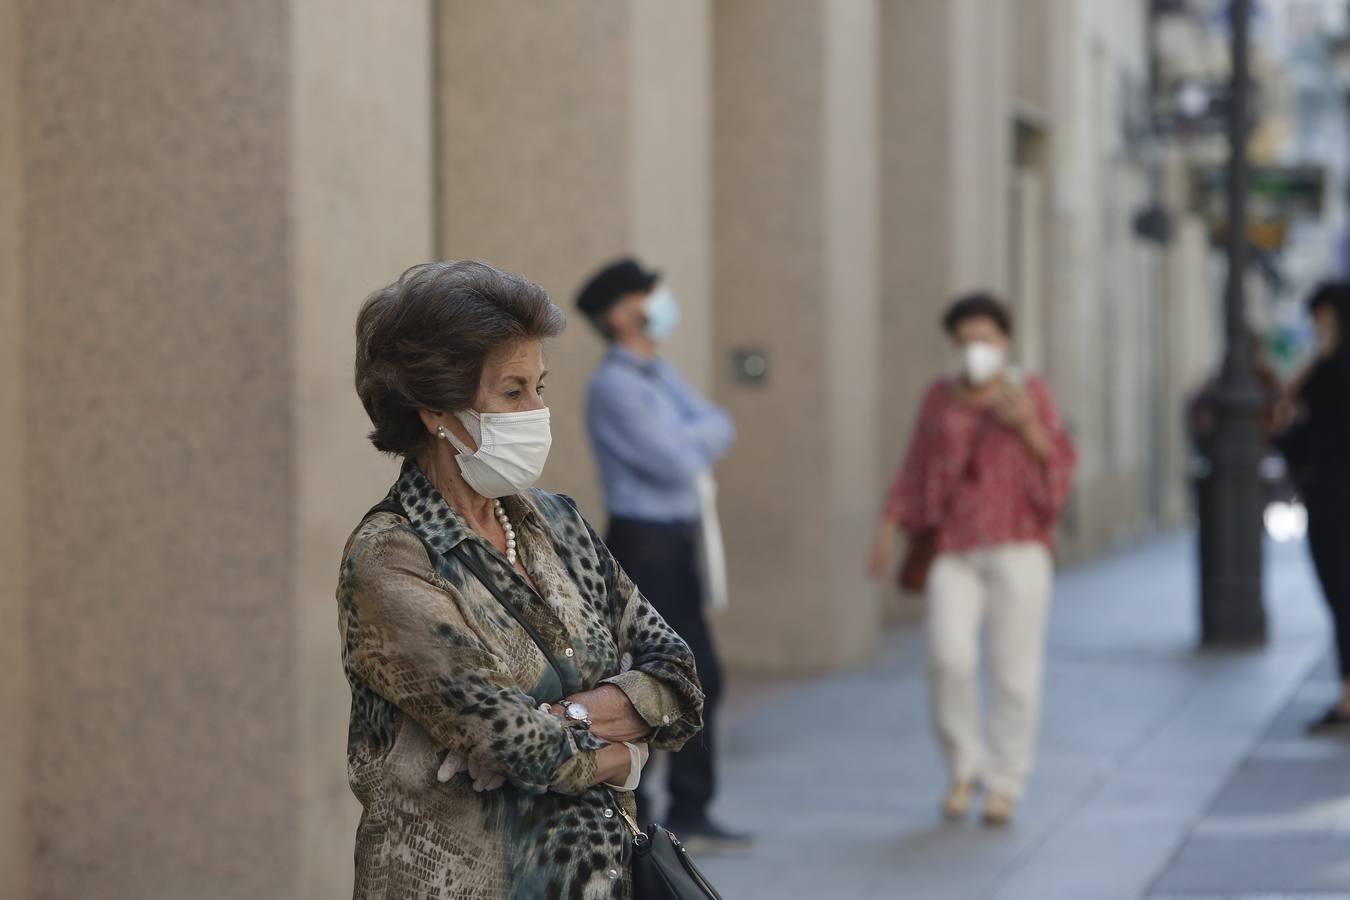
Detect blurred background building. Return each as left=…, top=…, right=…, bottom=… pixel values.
left=0, top=0, right=1344, bottom=897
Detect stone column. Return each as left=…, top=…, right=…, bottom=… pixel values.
left=2, top=2, right=435, bottom=897
left=712, top=0, right=882, bottom=671
left=0, top=0, right=28, bottom=894
left=947, top=0, right=1012, bottom=294
left=15, top=3, right=296, bottom=896
left=435, top=0, right=714, bottom=518
left=878, top=0, right=1015, bottom=478
left=291, top=3, right=435, bottom=897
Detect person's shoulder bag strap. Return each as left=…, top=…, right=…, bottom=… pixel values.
left=360, top=496, right=573, bottom=694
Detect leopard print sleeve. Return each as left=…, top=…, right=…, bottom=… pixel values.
left=571, top=512, right=705, bottom=752
left=339, top=521, right=599, bottom=796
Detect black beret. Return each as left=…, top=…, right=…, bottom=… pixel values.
left=576, top=257, right=660, bottom=318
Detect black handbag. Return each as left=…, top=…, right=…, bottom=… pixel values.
left=612, top=799, right=724, bottom=900
left=364, top=497, right=725, bottom=899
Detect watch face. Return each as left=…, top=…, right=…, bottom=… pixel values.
left=566, top=702, right=590, bottom=721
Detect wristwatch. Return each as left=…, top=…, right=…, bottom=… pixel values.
left=558, top=699, right=592, bottom=728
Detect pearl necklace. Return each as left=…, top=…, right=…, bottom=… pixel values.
left=494, top=499, right=518, bottom=565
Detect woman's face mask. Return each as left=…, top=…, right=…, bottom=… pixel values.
left=441, top=408, right=552, bottom=498
left=961, top=340, right=1007, bottom=386
left=437, top=340, right=552, bottom=498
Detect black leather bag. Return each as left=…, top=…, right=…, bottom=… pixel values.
left=613, top=801, right=724, bottom=900
left=363, top=498, right=726, bottom=899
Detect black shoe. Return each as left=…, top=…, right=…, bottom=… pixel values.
left=663, top=818, right=753, bottom=856
left=1307, top=704, right=1350, bottom=734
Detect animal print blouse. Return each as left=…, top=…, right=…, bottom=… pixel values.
left=337, top=459, right=704, bottom=899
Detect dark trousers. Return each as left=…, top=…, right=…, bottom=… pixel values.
left=1306, top=481, right=1350, bottom=681
left=606, top=516, right=722, bottom=824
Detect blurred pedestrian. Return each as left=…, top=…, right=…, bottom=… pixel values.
left=1276, top=282, right=1350, bottom=732
left=868, top=292, right=1077, bottom=826
left=339, top=261, right=705, bottom=898
left=578, top=257, right=748, bottom=852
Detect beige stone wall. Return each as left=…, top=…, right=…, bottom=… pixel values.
left=437, top=0, right=630, bottom=521
left=1048, top=0, right=1164, bottom=556
left=1012, top=0, right=1054, bottom=116
left=0, top=0, right=28, bottom=895
left=711, top=0, right=882, bottom=671
left=876, top=0, right=1014, bottom=527
left=436, top=0, right=715, bottom=524
left=16, top=2, right=296, bottom=897
left=712, top=0, right=828, bottom=670
left=946, top=0, right=1012, bottom=294
left=630, top=0, right=714, bottom=393
left=878, top=0, right=959, bottom=478
left=821, top=0, right=883, bottom=662
left=290, top=2, right=435, bottom=897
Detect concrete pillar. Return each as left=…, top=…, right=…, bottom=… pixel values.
left=2, top=2, right=435, bottom=896
left=15, top=3, right=295, bottom=895
left=631, top=0, right=715, bottom=393
left=0, top=1, right=28, bottom=894
left=291, top=3, right=435, bottom=897
left=879, top=0, right=960, bottom=474
left=712, top=0, right=881, bottom=671
left=436, top=0, right=714, bottom=518
left=947, top=0, right=1012, bottom=294
left=877, top=0, right=1014, bottom=498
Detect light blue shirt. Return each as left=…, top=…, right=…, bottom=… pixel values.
left=585, top=345, right=736, bottom=523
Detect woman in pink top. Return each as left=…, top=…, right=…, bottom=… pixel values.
left=869, top=292, right=1077, bottom=826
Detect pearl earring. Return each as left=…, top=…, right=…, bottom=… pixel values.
left=437, top=425, right=449, bottom=440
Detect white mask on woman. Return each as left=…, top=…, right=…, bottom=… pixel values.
left=962, top=341, right=1007, bottom=386
left=439, top=408, right=552, bottom=498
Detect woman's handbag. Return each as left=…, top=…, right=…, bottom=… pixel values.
left=895, top=412, right=1000, bottom=594
left=898, top=529, right=938, bottom=594
left=614, top=800, right=724, bottom=900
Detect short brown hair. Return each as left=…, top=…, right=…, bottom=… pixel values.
left=942, top=291, right=1013, bottom=337
left=354, top=261, right=565, bottom=455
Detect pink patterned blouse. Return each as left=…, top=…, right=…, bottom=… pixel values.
left=884, top=376, right=1078, bottom=554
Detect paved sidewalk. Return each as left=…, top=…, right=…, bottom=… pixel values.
left=1150, top=653, right=1350, bottom=899
left=680, top=533, right=1339, bottom=900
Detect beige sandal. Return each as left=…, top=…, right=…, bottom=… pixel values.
left=942, top=781, right=976, bottom=820
left=982, top=792, right=1014, bottom=827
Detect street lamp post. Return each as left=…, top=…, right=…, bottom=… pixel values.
left=1200, top=0, right=1267, bottom=645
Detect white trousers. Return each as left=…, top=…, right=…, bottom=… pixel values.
left=926, top=542, right=1053, bottom=798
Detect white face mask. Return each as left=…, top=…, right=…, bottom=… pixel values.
left=440, top=408, right=552, bottom=498
left=642, top=286, right=680, bottom=341
left=962, top=341, right=1006, bottom=386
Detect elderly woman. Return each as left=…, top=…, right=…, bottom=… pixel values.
left=337, top=261, right=704, bottom=899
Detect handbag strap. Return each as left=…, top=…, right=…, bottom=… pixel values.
left=361, top=495, right=574, bottom=695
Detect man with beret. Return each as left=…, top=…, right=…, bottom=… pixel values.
left=578, top=257, right=748, bottom=852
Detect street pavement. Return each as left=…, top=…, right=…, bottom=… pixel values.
left=667, top=532, right=1347, bottom=900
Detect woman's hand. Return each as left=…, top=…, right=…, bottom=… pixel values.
left=991, top=383, right=1035, bottom=429
left=437, top=751, right=506, bottom=792
left=557, top=684, right=651, bottom=744
left=593, top=741, right=637, bottom=787
left=992, top=384, right=1052, bottom=462
left=868, top=519, right=899, bottom=579
left=1273, top=394, right=1298, bottom=433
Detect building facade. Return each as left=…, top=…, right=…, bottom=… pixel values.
left=0, top=1, right=1219, bottom=896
